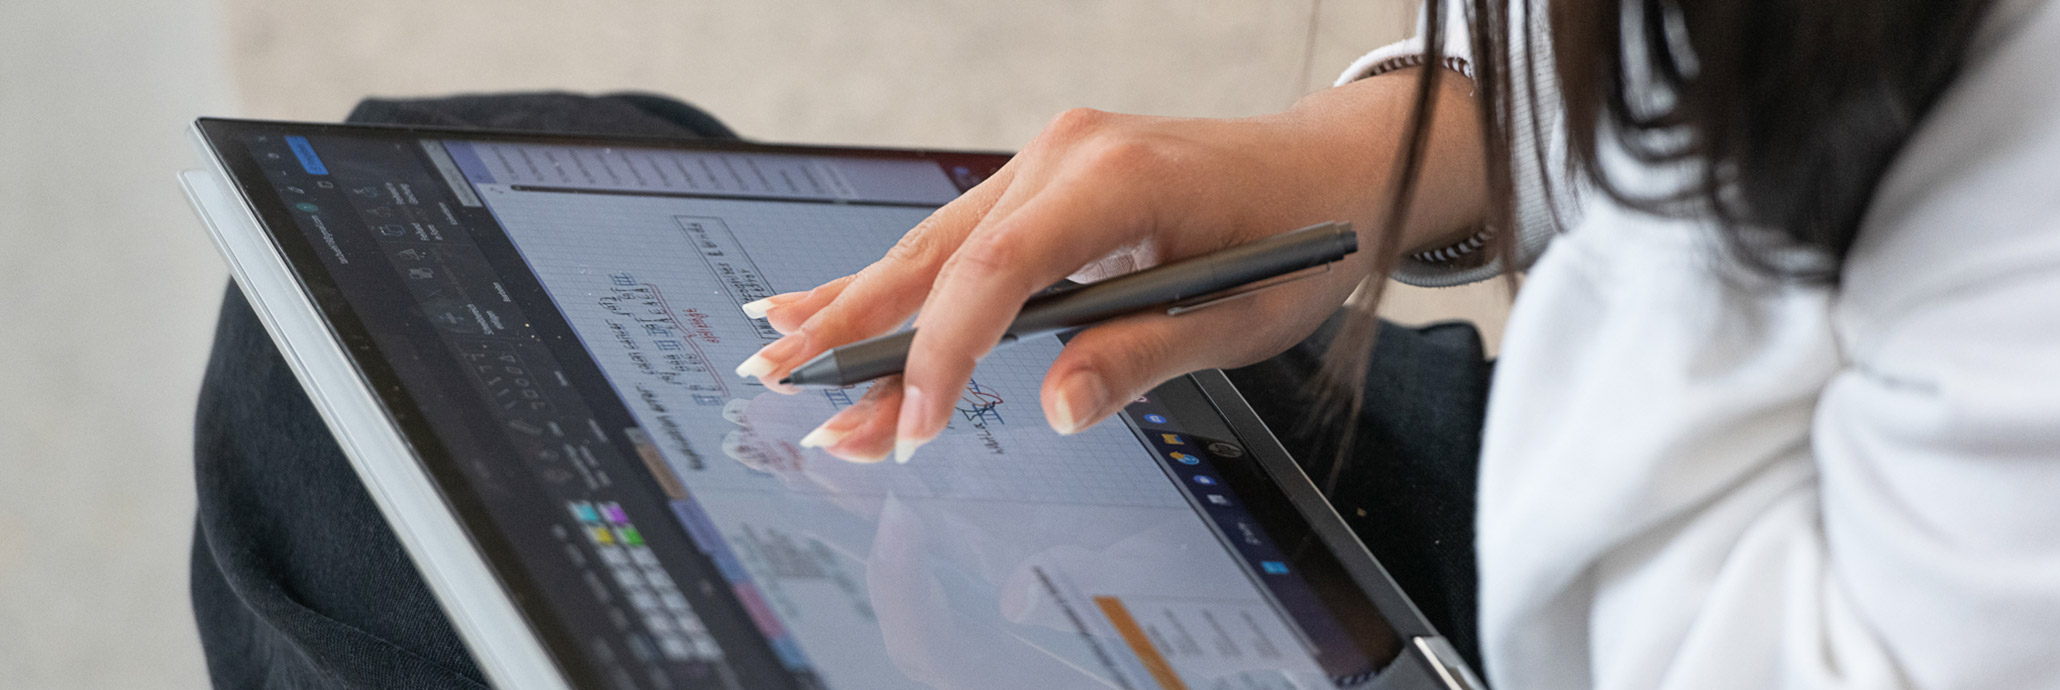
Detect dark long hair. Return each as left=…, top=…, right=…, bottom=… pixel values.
left=1552, top=0, right=1996, bottom=276
left=1313, top=0, right=1995, bottom=490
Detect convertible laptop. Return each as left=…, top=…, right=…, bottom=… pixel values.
left=180, top=118, right=1482, bottom=690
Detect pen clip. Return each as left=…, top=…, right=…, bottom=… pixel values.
left=1164, top=263, right=1333, bottom=316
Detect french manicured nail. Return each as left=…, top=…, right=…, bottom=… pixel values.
left=798, top=423, right=848, bottom=449
left=1050, top=372, right=1104, bottom=435
left=893, top=438, right=928, bottom=464
left=809, top=395, right=879, bottom=456
left=1051, top=395, right=1078, bottom=436
left=841, top=446, right=892, bottom=464
left=892, top=385, right=940, bottom=463
left=737, top=335, right=809, bottom=382
left=740, top=298, right=777, bottom=319
left=734, top=353, right=774, bottom=379
left=741, top=292, right=806, bottom=319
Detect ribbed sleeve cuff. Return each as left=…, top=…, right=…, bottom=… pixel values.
left=1335, top=26, right=1564, bottom=288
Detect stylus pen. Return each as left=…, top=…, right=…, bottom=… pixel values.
left=778, top=221, right=1358, bottom=388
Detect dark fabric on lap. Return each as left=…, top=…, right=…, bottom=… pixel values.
left=1225, top=317, right=1491, bottom=672
left=190, top=93, right=733, bottom=690
left=192, top=286, right=488, bottom=689
left=344, top=92, right=738, bottom=139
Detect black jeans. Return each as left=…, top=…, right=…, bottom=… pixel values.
left=189, top=93, right=1490, bottom=689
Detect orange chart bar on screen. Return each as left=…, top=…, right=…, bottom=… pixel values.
left=1093, top=596, right=1189, bottom=690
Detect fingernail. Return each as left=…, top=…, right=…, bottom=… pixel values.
left=840, top=446, right=891, bottom=464
left=740, top=298, right=776, bottom=319
left=742, top=292, right=805, bottom=319
left=1051, top=395, right=1079, bottom=436
left=798, top=423, right=848, bottom=449
left=893, top=385, right=940, bottom=463
left=894, top=437, right=928, bottom=464
left=894, top=385, right=942, bottom=438
left=734, top=353, right=774, bottom=379
left=894, top=387, right=943, bottom=446
left=737, top=335, right=809, bottom=382
left=1050, top=372, right=1104, bottom=435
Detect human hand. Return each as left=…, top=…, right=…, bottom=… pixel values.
left=734, top=74, right=1484, bottom=463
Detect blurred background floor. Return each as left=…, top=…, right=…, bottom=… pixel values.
left=0, top=1, right=1503, bottom=688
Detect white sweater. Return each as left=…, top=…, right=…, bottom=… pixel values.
left=1349, top=0, right=2060, bottom=687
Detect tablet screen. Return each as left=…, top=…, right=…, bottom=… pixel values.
left=205, top=121, right=1415, bottom=690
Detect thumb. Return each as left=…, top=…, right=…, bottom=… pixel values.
left=1039, top=304, right=1287, bottom=435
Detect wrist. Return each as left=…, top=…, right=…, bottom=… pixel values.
left=1277, top=74, right=1488, bottom=269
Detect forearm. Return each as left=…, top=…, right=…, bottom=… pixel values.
left=1266, top=67, right=1488, bottom=262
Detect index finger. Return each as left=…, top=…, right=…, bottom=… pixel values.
left=892, top=168, right=1165, bottom=459
left=734, top=166, right=1013, bottom=386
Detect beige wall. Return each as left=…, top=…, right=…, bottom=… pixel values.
left=0, top=1, right=232, bottom=688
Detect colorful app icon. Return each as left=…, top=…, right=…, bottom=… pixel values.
left=1193, top=475, right=1218, bottom=486
left=569, top=501, right=601, bottom=523
left=1205, top=494, right=1231, bottom=506
left=1161, top=433, right=1185, bottom=445
left=1260, top=560, right=1289, bottom=575
left=1170, top=452, right=1201, bottom=465
left=1143, top=414, right=1168, bottom=424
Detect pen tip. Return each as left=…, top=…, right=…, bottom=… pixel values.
left=777, top=376, right=794, bottom=385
